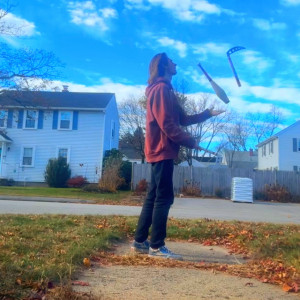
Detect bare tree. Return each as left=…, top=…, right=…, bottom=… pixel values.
left=177, top=93, right=230, bottom=165
left=222, top=111, right=251, bottom=150
left=246, top=104, right=284, bottom=145
left=0, top=1, right=63, bottom=91
left=118, top=96, right=146, bottom=163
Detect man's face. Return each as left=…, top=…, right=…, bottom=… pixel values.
left=166, top=58, right=177, bottom=76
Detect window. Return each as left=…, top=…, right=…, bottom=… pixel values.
left=59, top=111, right=72, bottom=130
left=57, top=147, right=70, bottom=163
left=262, top=145, right=266, bottom=156
left=270, top=141, right=273, bottom=154
left=24, top=110, right=38, bottom=129
left=111, top=120, right=115, bottom=138
left=0, top=110, right=7, bottom=128
left=21, top=147, right=35, bottom=167
left=293, top=166, right=298, bottom=172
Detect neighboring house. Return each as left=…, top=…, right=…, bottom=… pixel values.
left=179, top=156, right=222, bottom=167
left=257, top=120, right=300, bottom=171
left=0, top=90, right=119, bottom=184
left=119, top=146, right=143, bottom=164
left=222, top=149, right=258, bottom=169
left=119, top=139, right=144, bottom=164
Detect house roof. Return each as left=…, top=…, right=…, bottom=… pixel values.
left=0, top=131, right=12, bottom=142
left=257, top=120, right=300, bottom=147
left=0, top=90, right=115, bottom=110
left=222, top=150, right=258, bottom=162
left=193, top=156, right=217, bottom=163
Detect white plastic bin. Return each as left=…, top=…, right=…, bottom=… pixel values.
left=231, top=177, right=253, bottom=203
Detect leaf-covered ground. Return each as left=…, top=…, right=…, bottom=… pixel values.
left=0, top=215, right=299, bottom=299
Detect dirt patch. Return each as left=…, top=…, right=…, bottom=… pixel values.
left=73, top=241, right=300, bottom=299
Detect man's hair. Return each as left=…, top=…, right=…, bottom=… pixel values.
left=148, top=52, right=169, bottom=85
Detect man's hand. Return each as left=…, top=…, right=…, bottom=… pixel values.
left=209, top=108, right=225, bottom=116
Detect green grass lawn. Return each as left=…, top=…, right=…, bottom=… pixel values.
left=0, top=215, right=299, bottom=299
left=0, top=186, right=132, bottom=204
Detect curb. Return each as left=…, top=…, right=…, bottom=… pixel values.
left=0, top=195, right=96, bottom=204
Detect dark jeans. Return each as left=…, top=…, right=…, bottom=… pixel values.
left=134, top=159, right=174, bottom=249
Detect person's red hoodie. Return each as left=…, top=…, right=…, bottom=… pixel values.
left=145, top=77, right=212, bottom=163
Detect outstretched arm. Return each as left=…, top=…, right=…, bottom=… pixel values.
left=179, top=105, right=225, bottom=126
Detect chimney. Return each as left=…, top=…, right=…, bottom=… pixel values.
left=249, top=148, right=253, bottom=156
left=62, top=85, right=69, bottom=92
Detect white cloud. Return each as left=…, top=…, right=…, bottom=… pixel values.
left=68, top=1, right=117, bottom=31
left=157, top=37, right=187, bottom=57
left=192, top=42, right=230, bottom=58
left=100, top=8, right=117, bottom=18
left=249, top=85, right=300, bottom=106
left=285, top=54, right=300, bottom=63
left=280, top=0, right=300, bottom=6
left=240, top=50, right=273, bottom=73
left=125, top=0, right=221, bottom=22
left=125, top=0, right=150, bottom=10
left=252, top=18, right=287, bottom=31
left=189, top=68, right=299, bottom=116
left=0, top=10, right=38, bottom=36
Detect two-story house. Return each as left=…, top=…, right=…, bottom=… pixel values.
left=257, top=120, right=300, bottom=171
left=0, top=90, right=119, bottom=184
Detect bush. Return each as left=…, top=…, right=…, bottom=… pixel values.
left=119, top=161, right=132, bottom=190
left=0, top=178, right=14, bottom=186
left=180, top=181, right=201, bottom=197
left=134, top=178, right=148, bottom=195
left=44, top=157, right=71, bottom=188
left=81, top=183, right=101, bottom=193
left=67, top=176, right=87, bottom=188
left=214, top=188, right=224, bottom=198
left=99, top=154, right=125, bottom=193
left=264, top=184, right=292, bottom=203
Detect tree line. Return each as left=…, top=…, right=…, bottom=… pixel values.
left=118, top=91, right=284, bottom=165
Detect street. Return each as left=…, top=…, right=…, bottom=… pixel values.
left=1, top=197, right=300, bottom=224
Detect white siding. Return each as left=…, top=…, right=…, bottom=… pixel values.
left=4, top=109, right=106, bottom=183
left=258, top=139, right=279, bottom=170
left=278, top=123, right=300, bottom=171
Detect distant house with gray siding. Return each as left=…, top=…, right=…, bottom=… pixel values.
left=0, top=90, right=119, bottom=184
left=221, top=149, right=258, bottom=169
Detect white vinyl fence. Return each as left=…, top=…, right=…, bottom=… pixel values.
left=132, top=164, right=300, bottom=197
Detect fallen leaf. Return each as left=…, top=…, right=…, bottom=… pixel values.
left=282, top=283, right=293, bottom=292
left=292, top=282, right=299, bottom=293
left=83, top=257, right=91, bottom=267
left=72, top=281, right=90, bottom=286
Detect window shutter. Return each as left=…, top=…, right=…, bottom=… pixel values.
left=293, top=138, right=297, bottom=152
left=7, top=110, right=13, bottom=128
left=17, top=110, right=24, bottom=128
left=72, top=111, right=78, bottom=130
left=38, top=110, right=44, bottom=129
left=52, top=111, right=58, bottom=129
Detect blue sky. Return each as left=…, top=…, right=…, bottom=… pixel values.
left=2, top=0, right=300, bottom=126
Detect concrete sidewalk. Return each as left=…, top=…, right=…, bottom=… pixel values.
left=73, top=241, right=300, bottom=300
